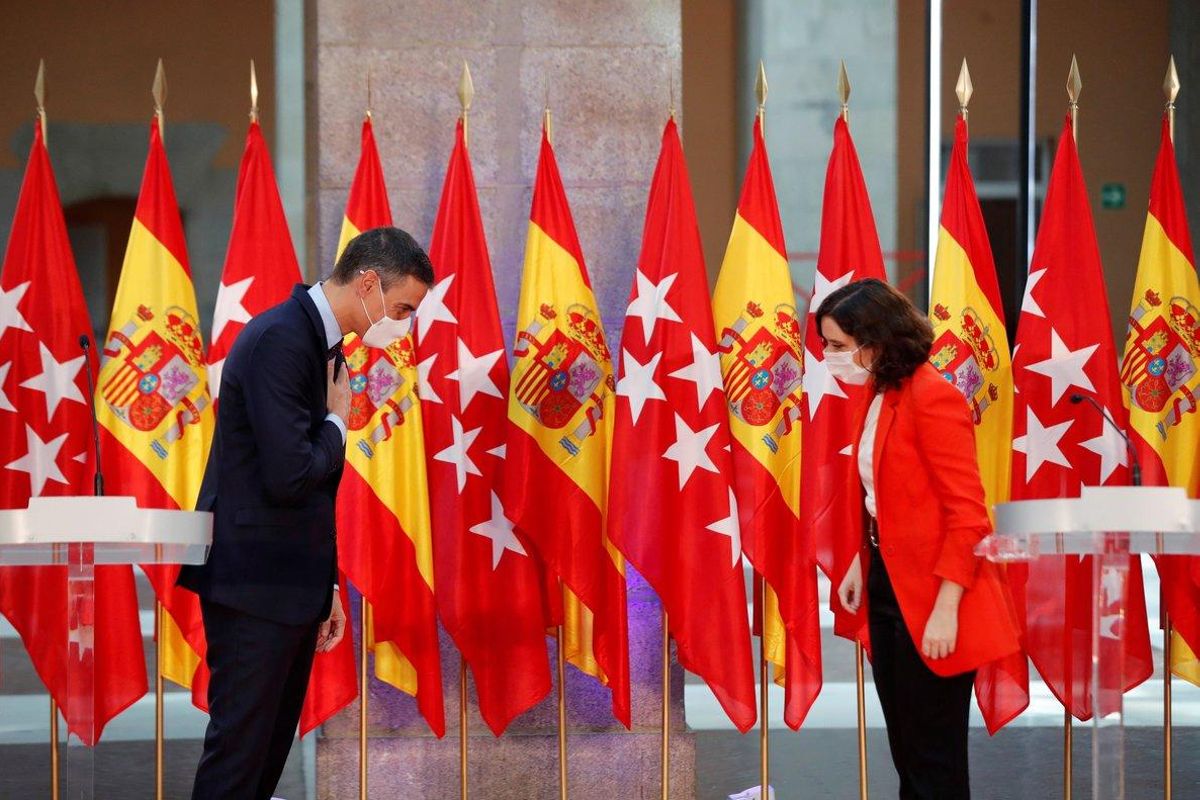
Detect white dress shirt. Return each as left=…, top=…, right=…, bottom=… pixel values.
left=858, top=392, right=885, bottom=519
left=307, top=282, right=348, bottom=444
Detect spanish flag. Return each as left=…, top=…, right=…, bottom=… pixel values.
left=929, top=113, right=1028, bottom=732
left=713, top=117, right=820, bottom=729
left=334, top=116, right=445, bottom=735
left=1119, top=115, right=1200, bottom=684
left=95, top=116, right=212, bottom=693
left=504, top=124, right=630, bottom=726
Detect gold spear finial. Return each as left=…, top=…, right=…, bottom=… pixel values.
left=249, top=59, right=259, bottom=123
left=1067, top=54, right=1082, bottom=141
left=366, top=69, right=373, bottom=120
left=153, top=58, right=167, bottom=122
left=543, top=76, right=553, bottom=146
left=34, top=60, right=46, bottom=142
left=755, top=59, right=768, bottom=121
left=956, top=58, right=973, bottom=123
left=838, top=59, right=851, bottom=122
left=669, top=73, right=677, bottom=123
left=458, top=60, right=474, bottom=146
left=1165, top=55, right=1180, bottom=143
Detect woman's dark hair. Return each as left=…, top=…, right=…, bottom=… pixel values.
left=815, top=278, right=933, bottom=392
left=330, top=226, right=435, bottom=288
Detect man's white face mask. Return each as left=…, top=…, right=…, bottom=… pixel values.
left=359, top=274, right=412, bottom=348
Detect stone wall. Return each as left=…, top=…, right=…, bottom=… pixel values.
left=311, top=2, right=690, bottom=797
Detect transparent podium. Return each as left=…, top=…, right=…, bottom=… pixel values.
left=0, top=496, right=211, bottom=800
left=977, top=485, right=1200, bottom=800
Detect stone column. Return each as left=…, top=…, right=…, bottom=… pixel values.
left=310, top=2, right=691, bottom=798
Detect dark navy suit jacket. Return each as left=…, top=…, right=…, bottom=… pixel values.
left=178, top=285, right=344, bottom=626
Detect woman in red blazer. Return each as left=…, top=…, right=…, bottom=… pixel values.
left=817, top=278, right=1021, bottom=799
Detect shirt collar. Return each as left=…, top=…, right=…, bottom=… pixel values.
left=307, top=282, right=344, bottom=350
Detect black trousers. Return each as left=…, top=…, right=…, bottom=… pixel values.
left=191, top=598, right=320, bottom=800
left=868, top=545, right=975, bottom=800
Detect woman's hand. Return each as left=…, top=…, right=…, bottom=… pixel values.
left=837, top=552, right=864, bottom=613
left=922, top=579, right=965, bottom=659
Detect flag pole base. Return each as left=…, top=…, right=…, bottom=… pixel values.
left=360, top=598, right=371, bottom=800
left=50, top=698, right=59, bottom=800
left=661, top=611, right=670, bottom=800
left=460, top=655, right=469, bottom=800
left=856, top=639, right=868, bottom=800
left=557, top=624, right=568, bottom=800
left=155, top=601, right=164, bottom=800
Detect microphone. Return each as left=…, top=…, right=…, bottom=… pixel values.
left=1070, top=393, right=1142, bottom=486
left=79, top=334, right=105, bottom=497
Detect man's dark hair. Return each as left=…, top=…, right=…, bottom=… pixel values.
left=330, top=226, right=435, bottom=288
left=815, top=277, right=934, bottom=392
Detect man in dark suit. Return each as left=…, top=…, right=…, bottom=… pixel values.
left=179, top=226, right=433, bottom=799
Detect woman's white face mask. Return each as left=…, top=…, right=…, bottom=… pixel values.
left=825, top=347, right=871, bottom=385
left=359, top=276, right=412, bottom=348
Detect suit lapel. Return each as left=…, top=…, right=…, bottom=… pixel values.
left=871, top=387, right=901, bottom=492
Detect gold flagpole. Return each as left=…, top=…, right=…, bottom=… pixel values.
left=661, top=611, right=670, bottom=800
left=360, top=599, right=371, bottom=800
left=1062, top=55, right=1081, bottom=800
left=35, top=60, right=61, bottom=800
left=1162, top=55, right=1180, bottom=800
left=753, top=59, right=773, bottom=800
left=839, top=57, right=869, bottom=800
left=151, top=57, right=168, bottom=800
left=457, top=60, right=474, bottom=800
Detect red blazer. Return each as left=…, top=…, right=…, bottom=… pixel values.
left=851, top=362, right=1022, bottom=676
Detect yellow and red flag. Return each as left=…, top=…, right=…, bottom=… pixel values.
left=504, top=124, right=630, bottom=726
left=419, top=119, right=552, bottom=735
left=334, top=116, right=445, bottom=736
left=929, top=114, right=1028, bottom=732
left=1119, top=115, right=1200, bottom=683
left=186, top=117, right=358, bottom=735
left=0, top=118, right=146, bottom=746
left=713, top=117, right=820, bottom=729
left=94, top=116, right=213, bottom=702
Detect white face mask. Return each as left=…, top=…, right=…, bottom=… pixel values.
left=359, top=276, right=412, bottom=349
left=825, top=347, right=871, bottom=385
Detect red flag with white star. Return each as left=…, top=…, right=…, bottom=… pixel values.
left=1011, top=116, right=1153, bottom=720
left=187, top=118, right=357, bottom=735
left=801, top=115, right=888, bottom=642
left=608, top=118, right=756, bottom=732
left=0, top=120, right=147, bottom=745
left=418, top=118, right=551, bottom=735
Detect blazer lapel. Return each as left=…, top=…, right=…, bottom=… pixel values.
left=871, top=388, right=901, bottom=492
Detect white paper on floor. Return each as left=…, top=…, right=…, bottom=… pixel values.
left=729, top=786, right=775, bottom=800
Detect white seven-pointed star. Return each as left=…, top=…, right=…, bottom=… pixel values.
left=20, top=342, right=85, bottom=419
left=469, top=491, right=528, bottom=570
left=1021, top=268, right=1048, bottom=318
left=1025, top=328, right=1098, bottom=405
left=207, top=359, right=226, bottom=401
left=211, top=275, right=255, bottom=343
left=1012, top=407, right=1074, bottom=481
left=415, top=275, right=457, bottom=339
left=802, top=346, right=847, bottom=418
left=668, top=333, right=723, bottom=411
left=433, top=416, right=482, bottom=492
left=6, top=425, right=69, bottom=496
left=1080, top=421, right=1128, bottom=484
left=810, top=269, right=855, bottom=315
left=617, top=349, right=666, bottom=425
left=706, top=488, right=742, bottom=568
left=0, top=362, right=14, bottom=412
left=662, top=413, right=720, bottom=489
left=416, top=353, right=443, bottom=405
left=626, top=270, right=682, bottom=344
left=0, top=281, right=32, bottom=340
left=447, top=338, right=503, bottom=411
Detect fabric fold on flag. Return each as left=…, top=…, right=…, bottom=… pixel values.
left=0, top=120, right=147, bottom=746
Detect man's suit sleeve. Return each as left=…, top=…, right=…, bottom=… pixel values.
left=242, top=327, right=345, bottom=506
